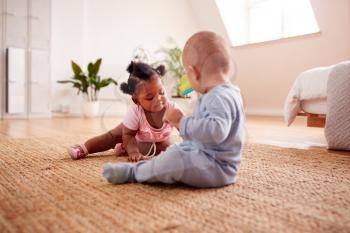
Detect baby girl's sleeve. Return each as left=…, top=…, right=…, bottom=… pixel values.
left=123, top=105, right=140, bottom=131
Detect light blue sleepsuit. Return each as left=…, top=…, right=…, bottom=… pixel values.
left=103, top=83, right=245, bottom=188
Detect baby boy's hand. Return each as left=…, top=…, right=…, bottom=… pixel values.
left=163, top=107, right=185, bottom=129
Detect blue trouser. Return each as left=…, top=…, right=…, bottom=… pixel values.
left=122, top=145, right=238, bottom=188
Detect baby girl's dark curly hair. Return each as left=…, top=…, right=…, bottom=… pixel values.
left=120, top=61, right=166, bottom=96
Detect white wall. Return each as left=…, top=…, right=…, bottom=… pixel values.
left=51, top=0, right=350, bottom=117
left=189, top=0, right=350, bottom=116
left=187, top=0, right=229, bottom=41
left=51, top=0, right=86, bottom=115
left=51, top=0, right=200, bottom=116
left=233, top=0, right=350, bottom=116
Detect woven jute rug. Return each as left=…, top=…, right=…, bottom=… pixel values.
left=0, top=136, right=349, bottom=233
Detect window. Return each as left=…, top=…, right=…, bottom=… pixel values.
left=215, top=0, right=320, bottom=46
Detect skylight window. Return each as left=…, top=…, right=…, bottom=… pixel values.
left=215, top=0, right=320, bottom=46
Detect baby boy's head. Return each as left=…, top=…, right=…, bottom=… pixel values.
left=182, top=31, right=235, bottom=93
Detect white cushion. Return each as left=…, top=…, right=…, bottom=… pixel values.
left=325, top=61, right=350, bottom=150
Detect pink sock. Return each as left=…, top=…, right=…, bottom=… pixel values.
left=67, top=144, right=88, bottom=160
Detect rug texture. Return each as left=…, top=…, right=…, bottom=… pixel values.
left=0, top=136, right=349, bottom=233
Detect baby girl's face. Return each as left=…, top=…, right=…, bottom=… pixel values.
left=136, top=76, right=167, bottom=112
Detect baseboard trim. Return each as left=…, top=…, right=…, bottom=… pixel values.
left=52, top=112, right=125, bottom=118
left=245, top=108, right=283, bottom=117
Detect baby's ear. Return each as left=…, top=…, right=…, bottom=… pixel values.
left=187, top=66, right=199, bottom=79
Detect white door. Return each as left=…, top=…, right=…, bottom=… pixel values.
left=0, top=0, right=3, bottom=37
left=30, top=0, right=50, bottom=49
left=29, top=50, right=50, bottom=114
left=7, top=48, right=26, bottom=114
left=0, top=0, right=3, bottom=117
left=4, top=0, right=27, bottom=48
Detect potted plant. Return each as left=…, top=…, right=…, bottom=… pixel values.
left=57, top=58, right=118, bottom=117
left=156, top=46, right=191, bottom=98
left=131, top=43, right=192, bottom=98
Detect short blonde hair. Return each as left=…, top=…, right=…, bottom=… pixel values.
left=183, top=31, right=233, bottom=75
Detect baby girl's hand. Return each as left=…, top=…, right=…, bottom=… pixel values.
left=128, top=152, right=151, bottom=162
left=128, top=152, right=143, bottom=162
left=163, top=107, right=185, bottom=129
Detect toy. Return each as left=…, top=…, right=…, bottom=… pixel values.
left=178, top=75, right=193, bottom=96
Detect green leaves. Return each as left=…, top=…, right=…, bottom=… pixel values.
left=57, top=58, right=118, bottom=101
left=87, top=58, right=101, bottom=78
left=97, top=78, right=118, bottom=91
left=71, top=61, right=82, bottom=75
left=158, top=46, right=185, bottom=80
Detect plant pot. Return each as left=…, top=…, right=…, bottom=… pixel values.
left=82, top=101, right=100, bottom=118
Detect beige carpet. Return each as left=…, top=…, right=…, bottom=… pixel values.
left=0, top=136, right=349, bottom=233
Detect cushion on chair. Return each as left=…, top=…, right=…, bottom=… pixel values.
left=325, top=61, right=350, bottom=150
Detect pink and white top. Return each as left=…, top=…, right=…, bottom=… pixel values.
left=123, top=101, right=176, bottom=143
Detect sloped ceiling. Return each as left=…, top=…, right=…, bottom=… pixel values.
left=187, top=0, right=230, bottom=42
